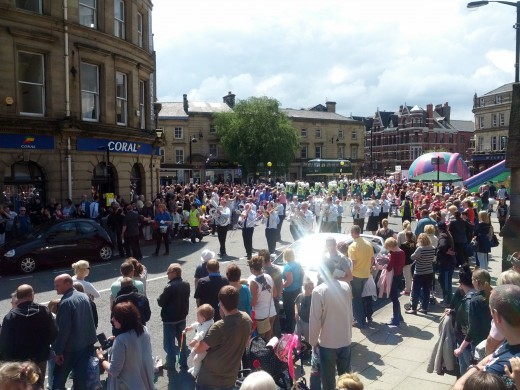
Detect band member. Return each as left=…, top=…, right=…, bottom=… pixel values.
left=240, top=203, right=257, bottom=260
left=263, top=202, right=280, bottom=254
left=287, top=196, right=301, bottom=241
left=216, top=198, right=231, bottom=257
left=351, top=196, right=367, bottom=233
left=320, top=196, right=338, bottom=233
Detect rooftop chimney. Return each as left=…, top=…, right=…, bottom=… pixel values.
left=426, top=103, right=433, bottom=130
left=223, top=91, right=236, bottom=108
left=325, top=101, right=336, bottom=113
left=183, top=94, right=189, bottom=114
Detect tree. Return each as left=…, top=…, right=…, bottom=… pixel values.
left=214, top=96, right=299, bottom=178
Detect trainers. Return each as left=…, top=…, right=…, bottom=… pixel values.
left=405, top=309, right=417, bottom=315
left=418, top=308, right=428, bottom=314
left=386, top=319, right=400, bottom=326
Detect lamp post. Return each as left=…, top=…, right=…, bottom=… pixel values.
left=467, top=1, right=520, bottom=82
left=189, top=135, right=197, bottom=183
left=468, top=0, right=520, bottom=271
left=431, top=155, right=445, bottom=193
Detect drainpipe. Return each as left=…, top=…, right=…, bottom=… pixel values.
left=67, top=137, right=72, bottom=199
left=63, top=0, right=70, bottom=117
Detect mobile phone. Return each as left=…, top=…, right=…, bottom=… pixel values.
left=97, top=333, right=113, bottom=350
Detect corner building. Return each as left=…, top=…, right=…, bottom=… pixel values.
left=0, top=0, right=160, bottom=210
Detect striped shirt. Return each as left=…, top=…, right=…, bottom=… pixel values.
left=410, top=246, right=436, bottom=275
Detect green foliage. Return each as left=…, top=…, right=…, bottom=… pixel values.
left=214, top=96, right=299, bottom=177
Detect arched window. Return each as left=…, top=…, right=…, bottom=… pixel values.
left=3, top=161, right=46, bottom=211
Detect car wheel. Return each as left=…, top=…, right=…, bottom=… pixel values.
left=18, top=256, right=37, bottom=274
left=99, top=245, right=113, bottom=261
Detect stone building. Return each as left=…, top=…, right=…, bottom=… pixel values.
left=0, top=0, right=161, bottom=210
left=158, top=93, right=235, bottom=185
left=157, top=95, right=365, bottom=184
left=364, top=103, right=474, bottom=176
left=472, top=83, right=512, bottom=172
left=282, top=102, right=365, bottom=180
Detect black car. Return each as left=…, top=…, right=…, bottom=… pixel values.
left=0, top=219, right=113, bottom=273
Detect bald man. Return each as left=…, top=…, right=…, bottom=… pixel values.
left=52, top=274, right=97, bottom=390
left=0, top=284, right=57, bottom=388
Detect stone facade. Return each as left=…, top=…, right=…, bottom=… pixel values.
left=472, top=83, right=512, bottom=172
left=0, top=0, right=160, bottom=210
left=157, top=95, right=365, bottom=183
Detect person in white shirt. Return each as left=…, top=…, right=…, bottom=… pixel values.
left=263, top=202, right=280, bottom=255
left=350, top=197, right=367, bottom=233
left=320, top=196, right=338, bottom=233
left=309, top=259, right=353, bottom=390
left=216, top=198, right=231, bottom=257
left=240, top=203, right=257, bottom=260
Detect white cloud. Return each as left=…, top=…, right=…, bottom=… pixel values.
left=153, top=0, right=517, bottom=120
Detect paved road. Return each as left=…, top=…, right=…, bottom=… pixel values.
left=0, top=207, right=506, bottom=389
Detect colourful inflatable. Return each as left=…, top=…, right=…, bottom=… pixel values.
left=408, top=152, right=470, bottom=180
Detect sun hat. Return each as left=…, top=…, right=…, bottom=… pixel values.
left=200, top=249, right=216, bottom=263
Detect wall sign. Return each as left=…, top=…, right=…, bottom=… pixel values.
left=77, top=137, right=154, bottom=155
left=0, top=134, right=55, bottom=149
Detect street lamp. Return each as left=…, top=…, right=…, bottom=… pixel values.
left=189, top=135, right=197, bottom=182
left=467, top=0, right=520, bottom=82
left=468, top=0, right=520, bottom=271
left=431, top=155, right=445, bottom=193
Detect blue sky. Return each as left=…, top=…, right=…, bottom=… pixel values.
left=153, top=0, right=517, bottom=121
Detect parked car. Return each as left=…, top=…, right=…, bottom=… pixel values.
left=273, top=232, right=385, bottom=285
left=0, top=218, right=113, bottom=273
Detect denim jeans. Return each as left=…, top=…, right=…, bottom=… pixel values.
left=196, top=385, right=235, bottom=390
left=52, top=345, right=93, bottom=390
left=410, top=273, right=433, bottom=311
left=319, top=345, right=352, bottom=390
left=282, top=289, right=300, bottom=333
left=457, top=342, right=472, bottom=375
left=351, top=277, right=368, bottom=325
left=163, top=321, right=188, bottom=368
left=476, top=252, right=489, bottom=270
left=389, top=275, right=402, bottom=322
left=438, top=267, right=454, bottom=303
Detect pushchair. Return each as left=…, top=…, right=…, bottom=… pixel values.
left=236, top=336, right=310, bottom=389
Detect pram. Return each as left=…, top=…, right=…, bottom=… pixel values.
left=236, top=336, right=310, bottom=389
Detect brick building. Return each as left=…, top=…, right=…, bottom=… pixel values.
left=364, top=103, right=474, bottom=176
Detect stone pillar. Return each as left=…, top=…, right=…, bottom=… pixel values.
left=501, top=83, right=520, bottom=271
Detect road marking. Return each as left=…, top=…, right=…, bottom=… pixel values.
left=9, top=275, right=33, bottom=281
left=91, top=263, right=112, bottom=268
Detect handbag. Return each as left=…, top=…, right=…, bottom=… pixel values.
left=256, top=317, right=271, bottom=334
left=491, top=234, right=499, bottom=247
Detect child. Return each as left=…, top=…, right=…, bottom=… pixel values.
left=185, top=304, right=215, bottom=378
left=294, top=279, right=314, bottom=342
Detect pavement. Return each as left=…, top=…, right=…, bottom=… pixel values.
left=292, top=213, right=505, bottom=390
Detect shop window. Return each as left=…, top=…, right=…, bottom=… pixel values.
left=4, top=161, right=46, bottom=210
left=130, top=163, right=143, bottom=196
left=18, top=51, right=45, bottom=116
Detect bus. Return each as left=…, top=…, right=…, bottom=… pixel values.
left=305, top=159, right=352, bottom=178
